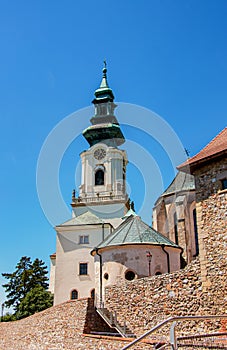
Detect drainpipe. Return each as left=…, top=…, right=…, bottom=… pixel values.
left=95, top=248, right=103, bottom=308
left=102, top=222, right=105, bottom=241
left=161, top=244, right=170, bottom=273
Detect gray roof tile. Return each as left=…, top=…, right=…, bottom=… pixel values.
left=96, top=215, right=179, bottom=248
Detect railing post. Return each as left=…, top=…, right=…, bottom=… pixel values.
left=121, top=315, right=227, bottom=350
left=169, top=322, right=177, bottom=350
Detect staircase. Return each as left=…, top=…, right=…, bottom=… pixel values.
left=96, top=307, right=136, bottom=338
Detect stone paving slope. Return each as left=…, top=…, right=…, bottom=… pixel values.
left=0, top=299, right=137, bottom=350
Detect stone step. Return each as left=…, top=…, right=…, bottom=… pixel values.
left=96, top=307, right=136, bottom=338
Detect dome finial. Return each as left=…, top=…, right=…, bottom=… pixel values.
left=103, top=59, right=107, bottom=76
left=98, top=60, right=108, bottom=89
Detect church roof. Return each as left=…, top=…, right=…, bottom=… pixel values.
left=178, top=127, right=227, bottom=173
left=56, top=211, right=103, bottom=226
left=162, top=171, right=195, bottom=196
left=82, top=123, right=125, bottom=146
left=94, top=215, right=179, bottom=250
left=83, top=63, right=125, bottom=147
left=56, top=211, right=122, bottom=229
left=92, top=63, right=114, bottom=103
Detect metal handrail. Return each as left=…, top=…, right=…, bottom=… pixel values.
left=121, top=315, right=227, bottom=350
left=97, top=307, right=134, bottom=338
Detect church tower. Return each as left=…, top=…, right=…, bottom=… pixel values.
left=51, top=64, right=130, bottom=305
left=71, top=63, right=129, bottom=219
left=50, top=65, right=182, bottom=306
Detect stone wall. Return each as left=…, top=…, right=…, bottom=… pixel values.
left=104, top=158, right=227, bottom=339
left=194, top=159, right=227, bottom=293
left=105, top=258, right=225, bottom=337
left=0, top=299, right=132, bottom=350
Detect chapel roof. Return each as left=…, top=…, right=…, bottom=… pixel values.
left=56, top=211, right=103, bottom=226
left=178, top=127, right=227, bottom=173
left=94, top=215, right=179, bottom=250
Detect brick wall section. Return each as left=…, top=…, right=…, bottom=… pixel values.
left=0, top=299, right=132, bottom=350
left=194, top=159, right=227, bottom=294
left=105, top=258, right=225, bottom=337
left=104, top=159, right=227, bottom=338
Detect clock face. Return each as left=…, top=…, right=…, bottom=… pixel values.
left=94, top=148, right=106, bottom=160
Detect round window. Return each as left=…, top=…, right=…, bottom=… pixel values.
left=104, top=273, right=109, bottom=280
left=125, top=270, right=135, bottom=281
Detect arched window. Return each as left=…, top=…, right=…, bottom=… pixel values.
left=90, top=289, right=95, bottom=299
left=71, top=289, right=78, bottom=300
left=174, top=212, right=179, bottom=245
left=95, top=169, right=104, bottom=186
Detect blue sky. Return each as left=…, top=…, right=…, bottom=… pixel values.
left=0, top=1, right=227, bottom=306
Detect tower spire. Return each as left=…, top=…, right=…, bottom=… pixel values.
left=99, top=60, right=109, bottom=89
left=92, top=62, right=114, bottom=103
left=83, top=63, right=125, bottom=147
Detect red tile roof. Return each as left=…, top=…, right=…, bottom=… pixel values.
left=178, top=127, right=227, bottom=173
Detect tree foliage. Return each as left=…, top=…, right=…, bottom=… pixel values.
left=2, top=256, right=53, bottom=318
left=1, top=312, right=17, bottom=322
left=16, top=285, right=53, bottom=319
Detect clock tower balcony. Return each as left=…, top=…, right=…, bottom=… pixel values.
left=71, top=190, right=128, bottom=207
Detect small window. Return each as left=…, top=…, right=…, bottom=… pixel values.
left=174, top=212, right=179, bottom=245
left=125, top=270, right=135, bottom=281
left=71, top=289, right=78, bottom=300
left=95, top=169, right=104, bottom=186
left=91, top=289, right=95, bottom=299
left=155, top=271, right=162, bottom=276
left=221, top=179, right=227, bottom=190
left=79, top=263, right=88, bottom=275
left=104, top=273, right=109, bottom=280
left=79, top=235, right=89, bottom=244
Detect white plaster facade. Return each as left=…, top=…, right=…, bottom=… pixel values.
left=72, top=143, right=128, bottom=219
left=78, top=143, right=127, bottom=200
left=52, top=213, right=124, bottom=305
left=93, top=244, right=181, bottom=307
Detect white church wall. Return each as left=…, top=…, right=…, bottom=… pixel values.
left=79, top=144, right=127, bottom=199
left=49, top=255, right=56, bottom=294
left=53, top=225, right=111, bottom=305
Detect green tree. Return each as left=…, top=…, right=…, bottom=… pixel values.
left=2, top=256, right=33, bottom=311
left=30, top=258, right=49, bottom=289
left=2, top=256, right=52, bottom=317
left=16, top=285, right=53, bottom=319
left=1, top=312, right=17, bottom=322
